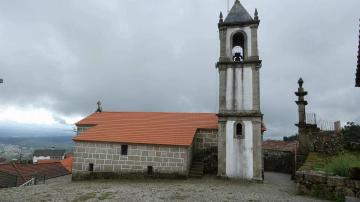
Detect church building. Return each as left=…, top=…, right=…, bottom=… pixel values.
left=72, top=0, right=264, bottom=181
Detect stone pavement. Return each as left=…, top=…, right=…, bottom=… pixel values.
left=0, top=173, right=329, bottom=202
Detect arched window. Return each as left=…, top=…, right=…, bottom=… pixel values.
left=236, top=123, right=243, bottom=137
left=232, top=32, right=245, bottom=62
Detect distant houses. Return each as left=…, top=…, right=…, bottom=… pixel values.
left=0, top=150, right=72, bottom=188
left=33, top=149, right=66, bottom=164
left=0, top=162, right=70, bottom=188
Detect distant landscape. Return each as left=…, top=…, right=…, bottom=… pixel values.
left=0, top=122, right=75, bottom=161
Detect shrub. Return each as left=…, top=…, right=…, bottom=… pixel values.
left=324, top=153, right=360, bottom=177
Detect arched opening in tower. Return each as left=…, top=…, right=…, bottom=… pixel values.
left=232, top=32, right=245, bottom=62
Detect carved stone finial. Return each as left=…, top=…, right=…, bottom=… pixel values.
left=356, top=19, right=360, bottom=87
left=298, top=78, right=304, bottom=88
left=96, top=101, right=102, bottom=112
left=219, top=12, right=223, bottom=23
left=254, top=8, right=259, bottom=20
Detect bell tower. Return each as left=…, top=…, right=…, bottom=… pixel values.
left=217, top=0, right=263, bottom=180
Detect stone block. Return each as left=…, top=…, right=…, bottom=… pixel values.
left=141, top=151, right=148, bottom=156
left=309, top=173, right=327, bottom=184
left=130, top=149, right=140, bottom=156
left=96, top=159, right=104, bottom=164
left=148, top=151, right=155, bottom=157
left=160, top=147, right=169, bottom=152
left=327, top=176, right=347, bottom=187
left=153, top=157, right=161, bottom=162
left=128, top=156, right=140, bottom=161
left=171, top=147, right=180, bottom=152
left=103, top=165, right=113, bottom=171
left=126, top=160, right=135, bottom=165
left=343, top=187, right=355, bottom=197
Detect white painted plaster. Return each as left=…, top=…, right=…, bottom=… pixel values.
left=226, top=68, right=233, bottom=110
left=234, top=67, right=253, bottom=110
left=243, top=66, right=253, bottom=110
left=225, top=120, right=254, bottom=179
left=33, top=156, right=51, bottom=163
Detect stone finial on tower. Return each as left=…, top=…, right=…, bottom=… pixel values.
left=356, top=19, right=360, bottom=87
left=96, top=101, right=102, bottom=112
left=254, top=8, right=259, bottom=21
left=219, top=12, right=223, bottom=23
left=295, top=78, right=308, bottom=125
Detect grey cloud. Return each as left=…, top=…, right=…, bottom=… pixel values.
left=0, top=0, right=359, bottom=138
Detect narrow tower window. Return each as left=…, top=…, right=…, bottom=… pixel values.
left=236, top=123, right=243, bottom=137
left=232, top=32, right=245, bottom=62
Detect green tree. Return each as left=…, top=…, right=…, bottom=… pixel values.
left=342, top=122, right=360, bottom=142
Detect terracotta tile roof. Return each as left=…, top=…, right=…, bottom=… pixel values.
left=262, top=140, right=298, bottom=152
left=37, top=154, right=73, bottom=173
left=0, top=162, right=70, bottom=186
left=74, top=112, right=218, bottom=146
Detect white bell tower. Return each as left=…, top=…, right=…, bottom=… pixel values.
left=217, top=0, right=263, bottom=180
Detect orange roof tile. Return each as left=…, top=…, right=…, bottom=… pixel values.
left=73, top=112, right=218, bottom=146
left=0, top=162, right=70, bottom=186
left=262, top=140, right=298, bottom=152
left=37, top=155, right=73, bottom=173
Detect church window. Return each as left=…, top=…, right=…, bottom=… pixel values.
left=88, top=163, right=94, bottom=172
left=235, top=123, right=244, bottom=138
left=147, top=166, right=154, bottom=175
left=121, top=145, right=128, bottom=155
left=232, top=32, right=245, bottom=62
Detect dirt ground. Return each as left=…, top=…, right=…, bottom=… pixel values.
left=0, top=172, right=328, bottom=202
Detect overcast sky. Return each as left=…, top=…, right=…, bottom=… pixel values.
left=0, top=0, right=359, bottom=139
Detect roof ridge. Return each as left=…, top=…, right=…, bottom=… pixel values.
left=97, top=111, right=216, bottom=114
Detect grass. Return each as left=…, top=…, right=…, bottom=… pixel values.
left=324, top=153, right=360, bottom=177
left=300, top=152, right=360, bottom=177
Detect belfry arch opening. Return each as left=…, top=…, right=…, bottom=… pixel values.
left=232, top=32, right=245, bottom=62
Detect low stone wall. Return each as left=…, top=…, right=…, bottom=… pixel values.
left=72, top=141, right=191, bottom=179
left=263, top=150, right=294, bottom=174
left=296, top=171, right=360, bottom=200
left=311, top=131, right=343, bottom=155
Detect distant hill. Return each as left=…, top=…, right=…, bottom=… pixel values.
left=0, top=121, right=75, bottom=138
left=0, top=136, right=74, bottom=151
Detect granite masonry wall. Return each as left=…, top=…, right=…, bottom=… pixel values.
left=194, top=129, right=218, bottom=174
left=263, top=150, right=294, bottom=175
left=72, top=141, right=191, bottom=179
left=296, top=171, right=360, bottom=201
left=194, top=129, right=218, bottom=155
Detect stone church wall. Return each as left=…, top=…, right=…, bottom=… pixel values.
left=194, top=129, right=218, bottom=155
left=72, top=141, right=191, bottom=179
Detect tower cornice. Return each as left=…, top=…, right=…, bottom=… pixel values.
left=218, top=20, right=260, bottom=29
left=216, top=60, right=262, bottom=70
